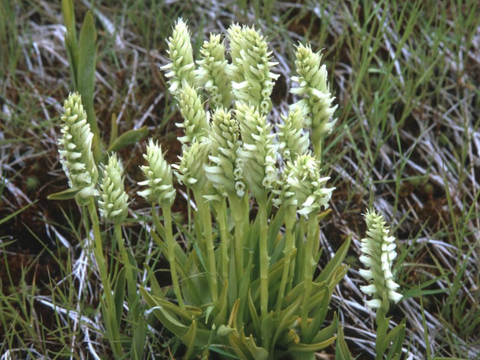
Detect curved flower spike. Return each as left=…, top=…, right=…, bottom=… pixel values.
left=196, top=34, right=232, bottom=109
left=291, top=44, right=338, bottom=147
left=360, top=210, right=402, bottom=311
left=161, top=18, right=196, bottom=95
left=58, top=92, right=98, bottom=205
left=138, top=139, right=176, bottom=206
left=98, top=153, right=129, bottom=222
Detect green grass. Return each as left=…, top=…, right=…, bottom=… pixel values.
left=0, top=0, right=479, bottom=358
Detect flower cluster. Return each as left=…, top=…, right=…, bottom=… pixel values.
left=291, top=44, right=337, bottom=148
left=98, top=153, right=129, bottom=222
left=161, top=18, right=196, bottom=95
left=137, top=139, right=176, bottom=206
left=196, top=34, right=232, bottom=109
left=204, top=108, right=245, bottom=198
left=277, top=104, right=310, bottom=162
left=359, top=210, right=402, bottom=310
left=58, top=92, right=98, bottom=205
left=173, top=140, right=211, bottom=192
left=227, top=25, right=279, bottom=113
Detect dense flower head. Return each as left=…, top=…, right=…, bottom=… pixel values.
left=196, top=34, right=232, bottom=109
left=277, top=104, right=310, bottom=162
left=291, top=44, right=337, bottom=146
left=98, top=153, right=129, bottom=222
left=226, top=24, right=279, bottom=114
left=177, top=82, right=210, bottom=146
left=359, top=210, right=402, bottom=310
left=286, top=154, right=334, bottom=218
left=138, top=139, right=176, bottom=206
left=236, top=103, right=277, bottom=199
left=204, top=108, right=245, bottom=197
left=161, top=18, right=196, bottom=95
left=173, top=141, right=211, bottom=192
left=58, top=92, right=98, bottom=205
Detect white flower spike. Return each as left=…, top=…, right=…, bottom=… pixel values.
left=360, top=210, right=402, bottom=311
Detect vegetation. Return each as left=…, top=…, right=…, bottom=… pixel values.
left=0, top=0, right=479, bottom=359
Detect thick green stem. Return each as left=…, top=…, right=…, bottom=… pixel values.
left=301, top=215, right=318, bottom=335
left=163, top=206, right=185, bottom=309
left=216, top=199, right=230, bottom=283
left=275, top=206, right=296, bottom=313
left=258, top=200, right=269, bottom=321
left=194, top=190, right=218, bottom=303
left=86, top=198, right=123, bottom=357
left=314, top=140, right=322, bottom=160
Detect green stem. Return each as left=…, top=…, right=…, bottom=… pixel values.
left=230, top=196, right=245, bottom=285
left=86, top=197, right=123, bottom=357
left=114, top=221, right=137, bottom=318
left=163, top=206, right=185, bottom=309
left=314, top=139, right=322, bottom=160
left=194, top=190, right=218, bottom=303
left=275, top=206, right=296, bottom=313
left=301, top=215, right=318, bottom=336
left=216, top=199, right=229, bottom=283
left=258, top=200, right=269, bottom=321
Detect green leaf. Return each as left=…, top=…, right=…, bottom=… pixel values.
left=316, top=236, right=351, bottom=284
left=385, top=318, right=406, bottom=360
left=312, top=312, right=338, bottom=344
left=183, top=320, right=198, bottom=360
left=77, top=11, right=101, bottom=162
left=335, top=325, right=352, bottom=360
left=107, top=127, right=149, bottom=152
left=288, top=336, right=336, bottom=352
left=305, top=287, right=332, bottom=343
left=61, top=0, right=78, bottom=88
left=272, top=292, right=303, bottom=348
left=47, top=187, right=80, bottom=201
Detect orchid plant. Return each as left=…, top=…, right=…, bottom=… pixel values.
left=53, top=17, right=405, bottom=360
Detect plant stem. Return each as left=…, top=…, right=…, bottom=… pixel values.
left=86, top=197, right=123, bottom=357
left=275, top=206, right=296, bottom=313
left=301, top=215, right=318, bottom=336
left=114, top=221, right=137, bottom=318
left=216, top=199, right=229, bottom=283
left=194, top=190, right=218, bottom=303
left=258, top=200, right=269, bottom=322
left=314, top=139, right=322, bottom=160
left=163, top=206, right=185, bottom=309
left=230, top=196, right=245, bottom=285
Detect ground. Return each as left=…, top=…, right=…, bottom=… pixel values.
left=0, top=0, right=479, bottom=359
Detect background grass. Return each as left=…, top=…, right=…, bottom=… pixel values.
left=0, top=0, right=479, bottom=358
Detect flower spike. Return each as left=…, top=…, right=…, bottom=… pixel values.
left=58, top=92, right=98, bottom=205
left=359, top=210, right=402, bottom=311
